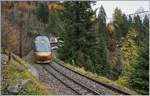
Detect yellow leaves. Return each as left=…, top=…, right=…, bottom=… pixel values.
left=17, top=2, right=37, bottom=12
left=107, top=23, right=115, bottom=33
left=48, top=3, right=64, bottom=10
left=120, top=28, right=138, bottom=66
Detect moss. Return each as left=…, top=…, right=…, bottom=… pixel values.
left=1, top=54, right=51, bottom=95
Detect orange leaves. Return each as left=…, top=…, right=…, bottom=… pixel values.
left=17, top=2, right=36, bottom=12
left=48, top=3, right=64, bottom=10
left=107, top=23, right=115, bottom=34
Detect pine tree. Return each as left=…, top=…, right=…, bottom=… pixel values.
left=37, top=3, right=49, bottom=24
left=121, top=14, right=129, bottom=37
left=46, top=8, right=64, bottom=36
left=127, top=41, right=149, bottom=94
left=113, top=8, right=123, bottom=41
left=142, top=15, right=149, bottom=43
left=58, top=1, right=97, bottom=72
left=111, top=56, right=124, bottom=80
left=95, top=5, right=111, bottom=77
left=133, top=15, right=142, bottom=45
left=126, top=15, right=149, bottom=95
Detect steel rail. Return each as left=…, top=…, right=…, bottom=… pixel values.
left=54, top=59, right=133, bottom=95
left=49, top=64, right=101, bottom=95
left=42, top=65, right=81, bottom=95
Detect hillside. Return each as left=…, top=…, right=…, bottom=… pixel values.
left=1, top=52, right=51, bottom=95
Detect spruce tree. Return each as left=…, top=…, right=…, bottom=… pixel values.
left=113, top=8, right=123, bottom=41
left=58, top=1, right=97, bottom=71
left=127, top=42, right=149, bottom=94
left=142, top=15, right=149, bottom=43
left=37, top=3, right=49, bottom=24
left=95, top=5, right=111, bottom=77
left=46, top=8, right=63, bottom=36
left=126, top=15, right=149, bottom=95
left=121, top=14, right=129, bottom=37
left=133, top=15, right=142, bottom=45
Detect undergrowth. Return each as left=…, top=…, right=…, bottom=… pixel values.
left=1, top=54, right=51, bottom=95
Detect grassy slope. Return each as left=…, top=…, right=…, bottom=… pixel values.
left=56, top=59, right=137, bottom=94
left=1, top=54, right=51, bottom=95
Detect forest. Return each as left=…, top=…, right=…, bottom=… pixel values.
left=1, top=1, right=149, bottom=95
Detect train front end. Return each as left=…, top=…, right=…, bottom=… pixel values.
left=34, top=36, right=53, bottom=64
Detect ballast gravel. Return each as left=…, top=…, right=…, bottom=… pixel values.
left=43, top=64, right=94, bottom=95
left=32, top=63, right=77, bottom=95
left=51, top=61, right=121, bottom=95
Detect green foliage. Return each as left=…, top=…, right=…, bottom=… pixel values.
left=46, top=9, right=64, bottom=36
left=36, top=3, right=49, bottom=24
left=113, top=8, right=130, bottom=41
left=111, top=56, right=124, bottom=80
left=1, top=54, right=51, bottom=95
left=121, top=14, right=129, bottom=37
left=94, top=5, right=112, bottom=77
left=133, top=15, right=142, bottom=45
left=58, top=1, right=97, bottom=73
left=141, top=15, right=149, bottom=43
left=126, top=42, right=149, bottom=95
left=95, top=6, right=111, bottom=77
left=125, top=15, right=149, bottom=94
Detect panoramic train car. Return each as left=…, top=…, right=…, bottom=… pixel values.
left=34, top=36, right=53, bottom=63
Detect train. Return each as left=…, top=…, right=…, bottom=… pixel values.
left=33, top=36, right=53, bottom=63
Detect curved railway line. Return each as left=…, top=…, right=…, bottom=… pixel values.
left=41, top=59, right=134, bottom=95
left=42, top=64, right=100, bottom=95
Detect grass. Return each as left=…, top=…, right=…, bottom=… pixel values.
left=1, top=54, right=51, bottom=95
left=56, top=59, right=137, bottom=95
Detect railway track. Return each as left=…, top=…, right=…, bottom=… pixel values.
left=54, top=59, right=134, bottom=95
left=42, top=59, right=133, bottom=95
left=42, top=64, right=100, bottom=95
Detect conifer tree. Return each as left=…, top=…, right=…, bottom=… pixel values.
left=142, top=15, right=149, bottom=43
left=113, top=8, right=123, bottom=41
left=37, top=3, right=49, bottom=24
left=113, top=8, right=129, bottom=40
left=127, top=41, right=149, bottom=94
left=128, top=15, right=133, bottom=27
left=46, top=8, right=63, bottom=36
left=121, top=14, right=129, bottom=37
left=126, top=15, right=149, bottom=94
left=133, top=15, right=142, bottom=45
left=58, top=1, right=97, bottom=72
left=95, top=5, right=111, bottom=77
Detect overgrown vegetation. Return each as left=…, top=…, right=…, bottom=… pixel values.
left=1, top=54, right=51, bottom=95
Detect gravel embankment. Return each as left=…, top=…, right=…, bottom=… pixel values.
left=32, top=64, right=77, bottom=95
left=51, top=61, right=121, bottom=95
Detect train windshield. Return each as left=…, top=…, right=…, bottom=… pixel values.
left=35, top=43, right=51, bottom=52
left=34, top=36, right=51, bottom=52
